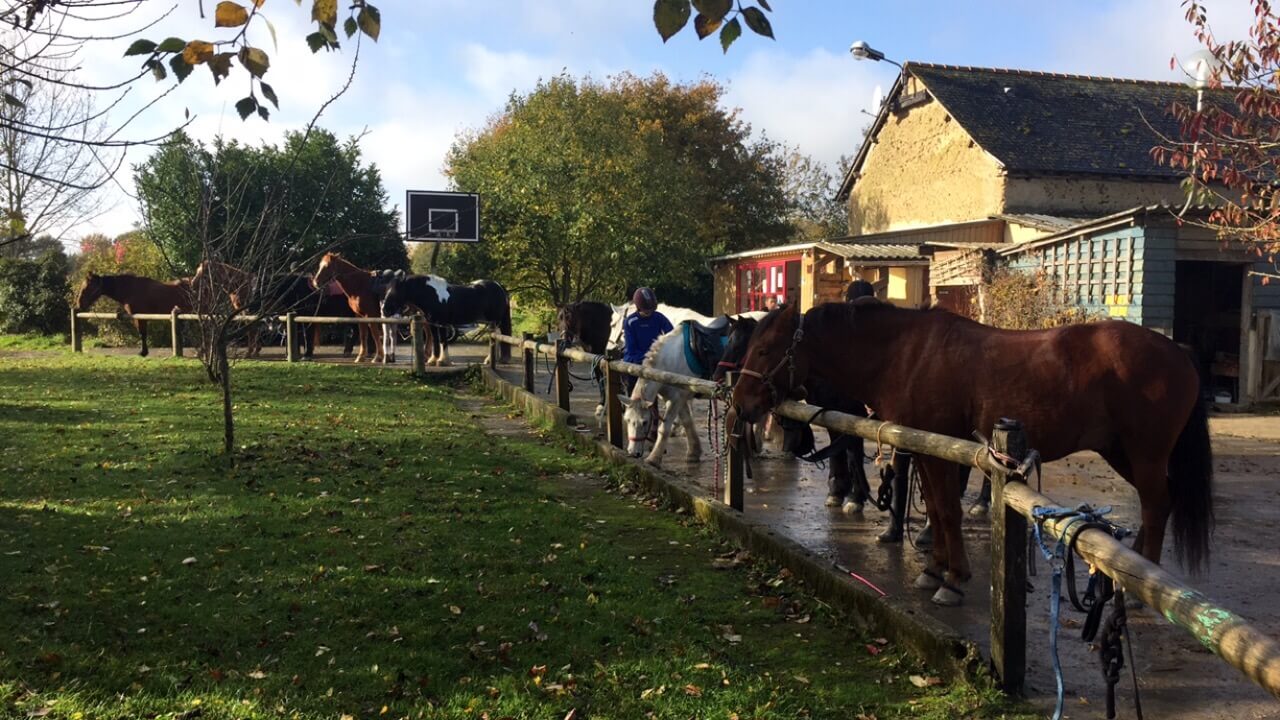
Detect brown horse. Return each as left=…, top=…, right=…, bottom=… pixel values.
left=191, top=260, right=265, bottom=356
left=313, top=253, right=385, bottom=363
left=731, top=301, right=1213, bottom=606
left=75, top=272, right=193, bottom=357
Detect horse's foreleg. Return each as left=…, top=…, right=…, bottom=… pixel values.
left=438, top=334, right=452, bottom=366
left=644, top=396, right=675, bottom=466
left=137, top=319, right=149, bottom=357
left=677, top=397, right=701, bottom=460
left=826, top=430, right=852, bottom=508
left=353, top=324, right=368, bottom=362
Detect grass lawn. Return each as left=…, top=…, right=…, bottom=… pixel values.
left=0, top=333, right=79, bottom=351
left=0, top=353, right=1031, bottom=719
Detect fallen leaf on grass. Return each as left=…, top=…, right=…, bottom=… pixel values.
left=793, top=675, right=810, bottom=685
left=247, top=669, right=268, bottom=679
left=683, top=683, right=702, bottom=697
left=182, top=556, right=197, bottom=565
left=449, top=605, right=462, bottom=615
left=908, top=675, right=941, bottom=688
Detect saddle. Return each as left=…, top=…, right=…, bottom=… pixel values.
left=683, top=318, right=729, bottom=379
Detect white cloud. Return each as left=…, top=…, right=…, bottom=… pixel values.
left=725, top=47, right=888, bottom=170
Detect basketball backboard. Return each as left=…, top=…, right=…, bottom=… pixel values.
left=406, top=190, right=480, bottom=242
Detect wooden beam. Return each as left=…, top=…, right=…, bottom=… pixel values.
left=1003, top=482, right=1280, bottom=700
left=989, top=418, right=1028, bottom=694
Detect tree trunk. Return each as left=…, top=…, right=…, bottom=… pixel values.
left=216, top=344, right=234, bottom=463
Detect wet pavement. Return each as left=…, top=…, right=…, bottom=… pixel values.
left=491, top=350, right=1280, bottom=720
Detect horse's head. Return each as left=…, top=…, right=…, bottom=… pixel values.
left=314, top=253, right=342, bottom=287
left=75, top=272, right=103, bottom=311
left=557, top=303, right=580, bottom=346
left=617, top=392, right=659, bottom=458
left=712, top=315, right=759, bottom=383
left=731, top=303, right=809, bottom=424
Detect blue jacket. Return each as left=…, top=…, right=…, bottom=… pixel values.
left=622, top=311, right=673, bottom=364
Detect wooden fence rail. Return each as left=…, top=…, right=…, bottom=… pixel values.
left=487, top=331, right=1280, bottom=704
left=72, top=310, right=426, bottom=375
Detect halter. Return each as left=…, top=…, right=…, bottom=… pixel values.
left=736, top=312, right=806, bottom=407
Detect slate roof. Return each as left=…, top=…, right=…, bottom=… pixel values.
left=908, top=63, right=1216, bottom=179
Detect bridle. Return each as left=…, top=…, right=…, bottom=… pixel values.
left=736, top=312, right=806, bottom=408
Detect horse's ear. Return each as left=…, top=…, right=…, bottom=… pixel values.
left=617, top=394, right=633, bottom=408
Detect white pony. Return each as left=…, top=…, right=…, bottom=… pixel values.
left=608, top=303, right=716, bottom=352
left=618, top=320, right=712, bottom=466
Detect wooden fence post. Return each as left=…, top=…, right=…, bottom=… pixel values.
left=605, top=360, right=624, bottom=449
left=990, top=417, right=1029, bottom=694
left=723, top=372, right=744, bottom=512
left=489, top=333, right=499, bottom=367
left=171, top=308, right=183, bottom=357
left=285, top=312, right=298, bottom=363
left=522, top=331, right=535, bottom=393
left=411, top=314, right=426, bottom=376
left=554, top=340, right=571, bottom=411
left=70, top=308, right=83, bottom=353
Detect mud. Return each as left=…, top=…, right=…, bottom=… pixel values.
left=494, top=353, right=1280, bottom=719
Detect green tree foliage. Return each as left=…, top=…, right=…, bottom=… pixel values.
left=134, top=129, right=407, bottom=275
left=652, top=0, right=775, bottom=52
left=445, top=73, right=790, bottom=307
left=0, top=246, right=71, bottom=334
left=782, top=150, right=850, bottom=241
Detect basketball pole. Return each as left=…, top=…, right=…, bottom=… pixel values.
left=428, top=240, right=441, bottom=271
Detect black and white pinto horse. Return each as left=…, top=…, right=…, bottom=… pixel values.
left=380, top=274, right=512, bottom=365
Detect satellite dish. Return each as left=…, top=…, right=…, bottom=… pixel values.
left=871, top=85, right=884, bottom=109
left=1178, top=49, right=1222, bottom=89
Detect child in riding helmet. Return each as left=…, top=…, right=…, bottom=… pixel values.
left=621, top=287, right=672, bottom=395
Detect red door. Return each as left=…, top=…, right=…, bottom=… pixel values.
left=737, top=258, right=793, bottom=312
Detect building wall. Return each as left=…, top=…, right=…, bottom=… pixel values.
left=1003, top=177, right=1184, bottom=218
left=712, top=262, right=736, bottom=316
left=848, top=91, right=1005, bottom=235
left=1007, top=225, right=1158, bottom=329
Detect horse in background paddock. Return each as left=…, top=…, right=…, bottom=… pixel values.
left=74, top=272, right=192, bottom=357
left=733, top=301, right=1213, bottom=606
left=313, top=253, right=392, bottom=363
left=558, top=301, right=613, bottom=355
left=379, top=274, right=511, bottom=366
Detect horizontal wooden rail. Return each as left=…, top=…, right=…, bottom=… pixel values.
left=74, top=311, right=410, bottom=325
left=1003, top=482, right=1280, bottom=700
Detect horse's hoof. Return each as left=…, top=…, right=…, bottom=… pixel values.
left=916, top=525, right=934, bottom=547
left=931, top=585, right=965, bottom=607
left=842, top=500, right=864, bottom=515
left=644, top=456, right=662, bottom=468
left=823, top=494, right=842, bottom=507
left=968, top=502, right=990, bottom=517
left=594, top=405, right=605, bottom=418
left=913, top=571, right=943, bottom=591
left=877, top=528, right=903, bottom=544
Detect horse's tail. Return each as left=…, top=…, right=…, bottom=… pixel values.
left=1169, top=392, right=1214, bottom=573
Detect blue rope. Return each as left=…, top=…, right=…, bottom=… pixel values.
left=1030, top=504, right=1118, bottom=720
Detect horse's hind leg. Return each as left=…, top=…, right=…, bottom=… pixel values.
left=1132, top=459, right=1173, bottom=566
left=137, top=319, right=149, bottom=357
left=920, top=457, right=969, bottom=605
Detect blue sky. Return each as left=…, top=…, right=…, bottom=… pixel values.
left=77, top=1, right=1251, bottom=239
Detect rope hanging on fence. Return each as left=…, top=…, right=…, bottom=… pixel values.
left=1031, top=504, right=1143, bottom=720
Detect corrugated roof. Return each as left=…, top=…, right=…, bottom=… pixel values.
left=995, top=213, right=1093, bottom=232
left=815, top=241, right=925, bottom=261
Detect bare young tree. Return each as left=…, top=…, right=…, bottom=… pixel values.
left=1, top=41, right=115, bottom=247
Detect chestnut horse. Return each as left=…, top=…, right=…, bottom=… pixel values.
left=75, top=272, right=192, bottom=357
left=191, top=260, right=263, bottom=356
left=731, top=301, right=1213, bottom=606
left=313, top=253, right=386, bottom=363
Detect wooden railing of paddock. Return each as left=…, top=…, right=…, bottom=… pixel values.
left=71, top=310, right=430, bottom=375
left=488, top=332, right=1280, bottom=703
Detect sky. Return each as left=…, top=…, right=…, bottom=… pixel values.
left=55, top=0, right=1255, bottom=242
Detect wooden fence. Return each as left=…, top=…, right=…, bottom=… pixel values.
left=489, top=332, right=1280, bottom=702
left=72, top=310, right=430, bottom=375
